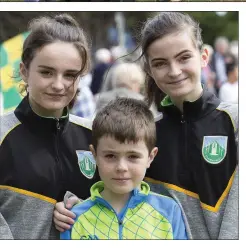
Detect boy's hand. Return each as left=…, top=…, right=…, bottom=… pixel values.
left=53, top=196, right=80, bottom=232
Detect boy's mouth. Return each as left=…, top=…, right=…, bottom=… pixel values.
left=112, top=178, right=130, bottom=181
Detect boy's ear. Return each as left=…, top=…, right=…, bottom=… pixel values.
left=147, top=147, right=158, bottom=168
left=89, top=144, right=96, bottom=158
left=20, top=62, right=28, bottom=83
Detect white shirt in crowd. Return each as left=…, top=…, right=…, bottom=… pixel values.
left=219, top=81, right=238, bottom=104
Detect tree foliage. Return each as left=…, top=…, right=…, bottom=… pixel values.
left=186, top=12, right=238, bottom=45
left=0, top=11, right=238, bottom=49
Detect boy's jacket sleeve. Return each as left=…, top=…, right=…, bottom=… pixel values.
left=60, top=191, right=82, bottom=239
left=61, top=227, right=72, bottom=240
left=172, top=204, right=188, bottom=239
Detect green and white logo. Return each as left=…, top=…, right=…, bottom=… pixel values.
left=76, top=150, right=96, bottom=179
left=202, top=136, right=228, bottom=164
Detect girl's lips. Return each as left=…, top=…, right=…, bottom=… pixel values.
left=168, top=77, right=188, bottom=84
left=46, top=93, right=65, bottom=97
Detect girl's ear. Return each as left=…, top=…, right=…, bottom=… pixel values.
left=20, top=62, right=28, bottom=83
left=201, top=48, right=209, bottom=68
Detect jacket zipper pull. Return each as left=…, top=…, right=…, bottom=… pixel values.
left=181, top=114, right=185, bottom=123
left=56, top=119, right=60, bottom=130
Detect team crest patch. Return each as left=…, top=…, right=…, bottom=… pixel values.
left=76, top=150, right=96, bottom=179
left=202, top=136, right=228, bottom=164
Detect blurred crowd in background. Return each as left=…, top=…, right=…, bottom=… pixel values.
left=0, top=11, right=238, bottom=117
left=69, top=36, right=238, bottom=121
left=202, top=38, right=238, bottom=104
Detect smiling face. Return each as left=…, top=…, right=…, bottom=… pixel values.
left=147, top=30, right=208, bottom=105
left=90, top=136, right=157, bottom=198
left=20, top=41, right=82, bottom=118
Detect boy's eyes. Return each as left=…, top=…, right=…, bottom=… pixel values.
left=105, top=154, right=115, bottom=159
left=104, top=154, right=140, bottom=159
left=128, top=155, right=139, bottom=159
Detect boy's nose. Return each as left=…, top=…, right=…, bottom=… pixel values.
left=116, top=159, right=128, bottom=172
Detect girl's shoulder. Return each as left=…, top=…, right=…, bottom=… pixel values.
left=69, top=114, right=92, bottom=130
left=0, top=111, right=21, bottom=144
left=216, top=102, right=238, bottom=131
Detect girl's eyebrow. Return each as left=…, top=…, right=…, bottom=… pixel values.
left=38, top=65, right=80, bottom=73
left=38, top=65, right=54, bottom=70
left=151, top=49, right=192, bottom=62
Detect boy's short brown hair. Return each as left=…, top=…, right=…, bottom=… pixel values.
left=92, top=97, right=156, bottom=153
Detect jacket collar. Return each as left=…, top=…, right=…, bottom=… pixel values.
left=90, top=181, right=150, bottom=209
left=160, top=89, right=221, bottom=121
left=14, top=95, right=69, bottom=133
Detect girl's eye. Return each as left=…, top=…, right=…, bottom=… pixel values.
left=40, top=71, right=52, bottom=76
left=180, top=55, right=191, bottom=62
left=153, top=61, right=167, bottom=68
left=65, top=74, right=77, bottom=80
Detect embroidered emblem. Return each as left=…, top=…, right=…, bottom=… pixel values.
left=202, top=136, right=228, bottom=164
left=76, top=150, right=96, bottom=179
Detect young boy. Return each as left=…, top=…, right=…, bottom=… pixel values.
left=61, top=98, right=187, bottom=240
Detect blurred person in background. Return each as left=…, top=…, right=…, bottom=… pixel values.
left=70, top=74, right=96, bottom=119
left=201, top=44, right=216, bottom=94
left=229, top=40, right=238, bottom=60
left=211, top=36, right=229, bottom=95
left=95, top=62, right=144, bottom=108
left=219, top=61, right=238, bottom=104
left=90, top=48, right=111, bottom=95
left=95, top=62, right=159, bottom=119
left=99, top=46, right=128, bottom=93
left=110, top=46, right=128, bottom=62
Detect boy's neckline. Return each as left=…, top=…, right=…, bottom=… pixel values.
left=90, top=181, right=149, bottom=215
left=100, top=188, right=132, bottom=215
